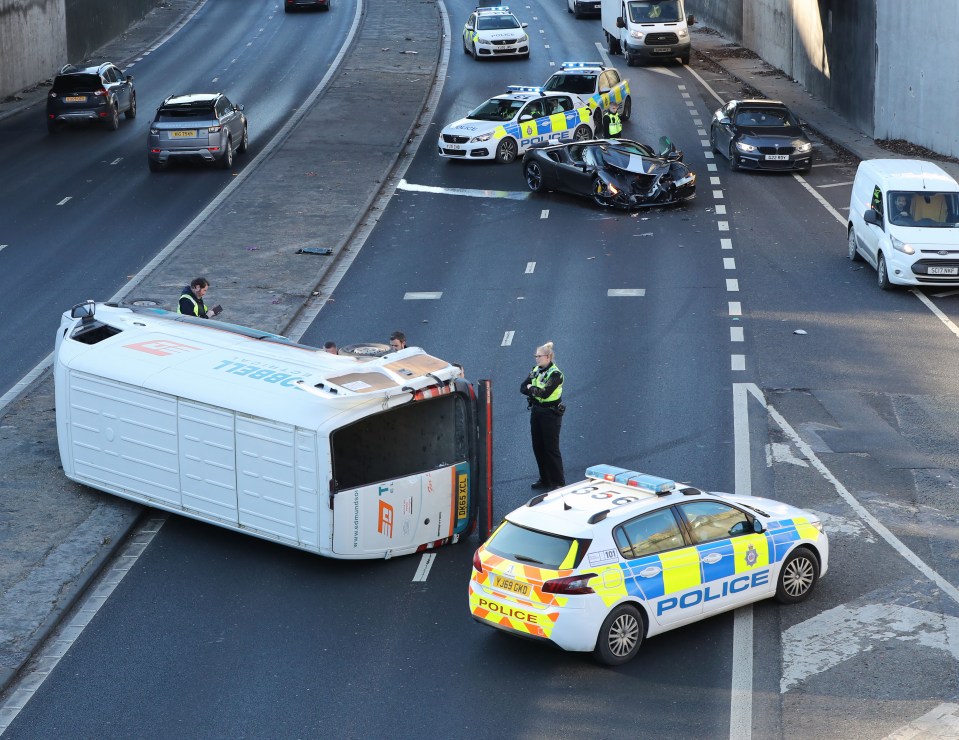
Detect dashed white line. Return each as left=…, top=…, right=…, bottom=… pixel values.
left=56, top=197, right=71, bottom=206
left=693, top=118, right=703, bottom=126
left=412, top=553, right=436, bottom=581
left=525, top=262, right=536, bottom=274
left=730, top=327, right=744, bottom=342
left=721, top=238, right=733, bottom=249
left=718, top=221, right=729, bottom=231
left=0, top=245, right=7, bottom=253
left=715, top=205, right=727, bottom=215
left=700, top=139, right=710, bottom=147
left=710, top=177, right=721, bottom=185
left=540, top=209, right=549, bottom=219
left=726, top=278, right=740, bottom=292
left=731, top=355, right=746, bottom=371
left=713, top=189, right=724, bottom=198
left=707, top=164, right=717, bottom=172
left=502, top=331, right=515, bottom=346
left=705, top=152, right=715, bottom=159
left=723, top=258, right=736, bottom=270
left=607, top=289, right=646, bottom=296
left=404, top=292, right=442, bottom=300
left=698, top=128, right=707, bottom=136
left=110, top=158, right=122, bottom=165
left=728, top=301, right=742, bottom=316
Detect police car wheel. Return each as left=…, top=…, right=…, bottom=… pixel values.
left=524, top=161, right=543, bottom=192
left=594, top=604, right=644, bottom=665
left=621, top=97, right=632, bottom=121
left=776, top=547, right=819, bottom=604
left=573, top=124, right=591, bottom=142
left=495, top=138, right=517, bottom=164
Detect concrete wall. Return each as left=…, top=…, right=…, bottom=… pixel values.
left=874, top=0, right=959, bottom=157
left=684, top=0, right=741, bottom=39
left=65, top=0, right=157, bottom=61
left=0, top=0, right=66, bottom=95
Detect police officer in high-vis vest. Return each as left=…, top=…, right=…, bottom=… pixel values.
left=603, top=101, right=622, bottom=139
left=521, top=341, right=566, bottom=490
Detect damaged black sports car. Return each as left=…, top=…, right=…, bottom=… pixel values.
left=522, top=137, right=696, bottom=209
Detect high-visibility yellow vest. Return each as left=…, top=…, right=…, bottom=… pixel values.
left=530, top=364, right=563, bottom=404
left=607, top=112, right=622, bottom=136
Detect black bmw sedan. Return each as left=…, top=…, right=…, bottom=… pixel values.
left=710, top=99, right=813, bottom=172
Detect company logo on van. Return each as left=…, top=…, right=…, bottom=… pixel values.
left=124, top=340, right=201, bottom=356
left=377, top=499, right=394, bottom=538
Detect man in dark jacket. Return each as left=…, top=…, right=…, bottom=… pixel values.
left=178, top=277, right=220, bottom=318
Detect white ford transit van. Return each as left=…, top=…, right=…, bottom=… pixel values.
left=601, top=0, right=694, bottom=66
left=847, top=159, right=959, bottom=289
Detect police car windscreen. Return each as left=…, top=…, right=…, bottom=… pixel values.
left=627, top=0, right=681, bottom=23
left=468, top=99, right=523, bottom=122
left=486, top=522, right=589, bottom=570
left=477, top=15, right=520, bottom=29
left=543, top=74, right=596, bottom=96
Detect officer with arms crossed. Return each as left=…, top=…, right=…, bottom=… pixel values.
left=521, top=341, right=566, bottom=490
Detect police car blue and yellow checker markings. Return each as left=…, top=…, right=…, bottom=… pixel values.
left=491, top=87, right=592, bottom=147
left=549, top=63, right=630, bottom=119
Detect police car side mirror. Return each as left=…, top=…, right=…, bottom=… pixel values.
left=519, top=114, right=533, bottom=122
left=521, top=22, right=528, bottom=27
left=752, top=519, right=764, bottom=534
left=864, top=209, right=882, bottom=227
left=466, top=23, right=473, bottom=29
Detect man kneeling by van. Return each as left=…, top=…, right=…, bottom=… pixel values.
left=178, top=277, right=222, bottom=319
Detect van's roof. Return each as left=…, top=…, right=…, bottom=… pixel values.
left=859, top=159, right=959, bottom=191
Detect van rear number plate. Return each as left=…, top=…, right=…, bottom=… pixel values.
left=928, top=266, right=959, bottom=275
left=494, top=574, right=530, bottom=596
left=765, top=154, right=789, bottom=161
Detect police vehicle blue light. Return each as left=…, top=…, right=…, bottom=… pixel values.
left=506, top=85, right=544, bottom=94
left=560, top=61, right=605, bottom=70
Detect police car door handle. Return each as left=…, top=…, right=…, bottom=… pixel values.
left=638, top=566, right=661, bottom=578
left=701, top=552, right=722, bottom=564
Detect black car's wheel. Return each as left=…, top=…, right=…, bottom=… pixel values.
left=573, top=124, right=592, bottom=141
left=220, top=136, right=234, bottom=169
left=238, top=124, right=249, bottom=153
left=125, top=93, right=137, bottom=119
left=776, top=547, right=820, bottom=604
left=621, top=96, right=632, bottom=121
left=847, top=228, right=862, bottom=262
left=709, top=126, right=719, bottom=154
left=594, top=604, right=644, bottom=665
left=524, top=161, right=544, bottom=192
left=495, top=138, right=517, bottom=164
left=107, top=104, right=119, bottom=131
left=728, top=142, right=740, bottom=171
left=877, top=252, right=895, bottom=290
left=592, top=177, right=609, bottom=207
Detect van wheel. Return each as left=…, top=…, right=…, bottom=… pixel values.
left=594, top=604, right=643, bottom=665
left=877, top=252, right=895, bottom=290
left=680, top=52, right=691, bottom=65
left=776, top=547, right=819, bottom=604
left=847, top=228, right=862, bottom=262
left=495, top=138, right=517, bottom=164
left=606, top=33, right=620, bottom=55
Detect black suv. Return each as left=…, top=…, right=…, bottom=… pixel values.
left=46, top=63, right=136, bottom=133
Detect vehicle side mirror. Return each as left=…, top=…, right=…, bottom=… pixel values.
left=466, top=23, right=473, bottom=29
left=521, top=22, right=528, bottom=28
left=864, top=209, right=882, bottom=226
left=687, top=14, right=696, bottom=25
left=519, top=114, right=532, bottom=122
left=753, top=519, right=764, bottom=534
left=616, top=16, right=626, bottom=28
left=236, top=104, right=244, bottom=112
left=71, top=300, right=96, bottom=321
left=126, top=75, right=134, bottom=82
left=719, top=116, right=731, bottom=126
left=600, top=87, right=610, bottom=94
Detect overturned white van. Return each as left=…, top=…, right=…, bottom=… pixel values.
left=54, top=302, right=489, bottom=559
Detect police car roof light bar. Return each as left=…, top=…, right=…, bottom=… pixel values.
left=585, top=465, right=676, bottom=494
left=506, top=85, right=543, bottom=94
left=560, top=62, right=605, bottom=70
left=476, top=4, right=510, bottom=10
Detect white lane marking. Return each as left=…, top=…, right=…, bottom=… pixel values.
left=549, top=61, right=555, bottom=66
left=724, top=258, right=736, bottom=270
left=685, top=100, right=695, bottom=107
left=412, top=553, right=436, bottom=581
left=748, top=382, right=959, bottom=607
left=710, top=176, right=721, bottom=185
left=730, top=383, right=753, bottom=740
left=782, top=604, right=959, bottom=693
left=593, top=42, right=612, bottom=66
left=698, top=128, right=707, bottom=136
left=707, top=164, right=717, bottom=172
left=502, top=331, right=514, bottom=346
left=705, top=151, right=715, bottom=159
left=110, top=158, right=122, bottom=165
left=715, top=205, right=727, bottom=215
left=700, top=139, right=710, bottom=147
left=728, top=301, right=741, bottom=316
left=693, top=118, right=702, bottom=126
left=812, top=162, right=844, bottom=167
left=525, top=262, right=535, bottom=274
left=540, top=209, right=549, bottom=219
left=544, top=44, right=550, bottom=48
left=0, top=245, right=7, bottom=252
left=911, top=290, right=959, bottom=340
left=886, top=703, right=959, bottom=738
left=681, top=92, right=690, bottom=99
left=211, top=76, right=219, bottom=83
left=713, top=189, right=724, bottom=199
left=766, top=441, right=807, bottom=468
left=0, top=515, right=166, bottom=734
left=730, top=327, right=744, bottom=341
left=404, top=292, right=442, bottom=300
left=678, top=84, right=686, bottom=90
left=397, top=180, right=530, bottom=200
left=932, top=289, right=959, bottom=298
left=792, top=173, right=845, bottom=225
left=646, top=65, right=680, bottom=78
left=56, top=197, right=71, bottom=206
left=731, top=355, right=745, bottom=371
left=607, top=289, right=646, bottom=296
left=718, top=221, right=729, bottom=231
left=726, top=279, right=740, bottom=291
left=816, top=181, right=853, bottom=189
left=538, top=28, right=544, bottom=32
left=721, top=238, right=733, bottom=250
left=806, top=509, right=874, bottom=541
left=684, top=63, right=726, bottom=105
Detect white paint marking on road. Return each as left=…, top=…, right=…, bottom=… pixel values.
left=731, top=354, right=745, bottom=371
left=708, top=163, right=717, bottom=172
left=110, top=158, right=122, bottom=166
left=730, top=327, right=744, bottom=342
left=911, top=290, right=959, bottom=340
left=594, top=42, right=612, bottom=67
left=397, top=179, right=530, bottom=200
left=715, top=205, right=727, bottom=215
left=683, top=63, right=726, bottom=105
left=710, top=176, right=721, bottom=185
left=681, top=92, right=690, bottom=98
left=544, top=44, right=550, bottom=48
left=748, top=382, right=959, bottom=608
left=685, top=100, right=695, bottom=107
left=56, top=197, right=71, bottom=206
left=247, top=42, right=252, bottom=47
left=726, top=278, right=739, bottom=292
left=728, top=301, right=741, bottom=316
left=932, top=289, right=959, bottom=298
left=693, top=118, right=702, bottom=126
left=412, top=553, right=436, bottom=582
left=678, top=84, right=686, bottom=90
left=718, top=220, right=729, bottom=231
left=549, top=61, right=555, bottom=66
left=0, top=245, right=7, bottom=252
left=525, top=262, right=535, bottom=274
left=646, top=65, right=680, bottom=78
left=404, top=292, right=442, bottom=300
left=816, top=180, right=853, bottom=189
left=730, top=383, right=753, bottom=740
left=211, top=76, right=219, bottom=83
left=782, top=604, right=959, bottom=693
left=766, top=441, right=806, bottom=467
left=724, top=257, right=736, bottom=270
left=700, top=139, right=710, bottom=147
left=705, top=151, right=714, bottom=159
left=502, top=331, right=515, bottom=346
left=538, top=28, right=544, bottom=32
left=886, top=703, right=959, bottom=739
left=713, top=189, right=724, bottom=199
left=806, top=509, right=874, bottom=542
left=540, top=209, right=549, bottom=219
left=792, top=173, right=845, bottom=225
left=698, top=128, right=707, bottom=136
left=812, top=162, right=844, bottom=167
left=607, top=289, right=646, bottom=297
left=721, top=238, right=733, bottom=250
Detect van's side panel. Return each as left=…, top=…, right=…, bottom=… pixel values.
left=69, top=371, right=181, bottom=506
left=178, top=400, right=238, bottom=523
left=294, top=429, right=320, bottom=547
left=236, top=416, right=298, bottom=541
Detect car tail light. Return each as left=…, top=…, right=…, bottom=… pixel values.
left=94, top=87, right=108, bottom=97
left=472, top=548, right=484, bottom=574
left=542, top=573, right=596, bottom=594
left=208, top=125, right=222, bottom=133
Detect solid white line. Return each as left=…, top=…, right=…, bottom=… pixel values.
left=594, top=42, right=612, bottom=67
left=56, top=197, right=71, bottom=206
left=502, top=331, right=514, bottom=346
left=404, top=292, right=442, bottom=300
left=730, top=382, right=753, bottom=739
left=684, top=63, right=726, bottom=106
left=0, top=352, right=52, bottom=410
left=110, top=158, right=122, bottom=165
left=815, top=181, right=853, bottom=189
left=811, top=162, right=843, bottom=167
left=792, top=173, right=845, bottom=225
left=412, top=553, right=436, bottom=581
left=525, top=262, right=535, bottom=274
left=749, top=383, right=959, bottom=606
left=932, top=289, right=959, bottom=298
left=607, top=289, right=646, bottom=296
left=911, top=290, right=959, bottom=340
left=397, top=180, right=530, bottom=200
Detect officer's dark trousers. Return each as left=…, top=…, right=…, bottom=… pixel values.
left=530, top=404, right=565, bottom=487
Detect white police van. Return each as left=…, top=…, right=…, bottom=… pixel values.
left=469, top=465, right=827, bottom=664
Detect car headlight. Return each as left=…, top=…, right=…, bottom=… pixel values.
left=735, top=141, right=756, bottom=153
left=630, top=30, right=644, bottom=39
left=890, top=235, right=915, bottom=255
left=470, top=132, right=493, bottom=143
left=678, top=28, right=688, bottom=38
left=795, top=141, right=812, bottom=153
left=673, top=172, right=696, bottom=188
left=523, top=34, right=529, bottom=41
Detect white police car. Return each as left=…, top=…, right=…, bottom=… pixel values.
left=469, top=465, right=828, bottom=665
left=543, top=62, right=632, bottom=132
left=463, top=6, right=529, bottom=59
left=438, top=86, right=594, bottom=164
